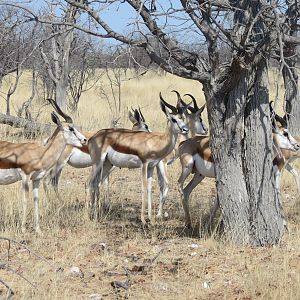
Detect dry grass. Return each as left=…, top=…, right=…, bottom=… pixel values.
left=0, top=70, right=299, bottom=299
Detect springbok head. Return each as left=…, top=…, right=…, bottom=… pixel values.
left=270, top=102, right=300, bottom=152
left=128, top=107, right=150, bottom=132
left=47, top=99, right=87, bottom=148
left=183, top=93, right=208, bottom=135
left=159, top=92, right=189, bottom=135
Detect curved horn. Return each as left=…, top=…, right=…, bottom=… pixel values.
left=46, top=98, right=73, bottom=123
left=159, top=92, right=177, bottom=114
left=283, top=100, right=291, bottom=123
left=269, top=101, right=287, bottom=128
left=171, top=90, right=182, bottom=102
left=184, top=93, right=199, bottom=112
left=172, top=90, right=190, bottom=115
left=138, top=106, right=146, bottom=122
left=198, top=103, right=206, bottom=114
left=128, top=109, right=136, bottom=124
left=171, top=90, right=185, bottom=110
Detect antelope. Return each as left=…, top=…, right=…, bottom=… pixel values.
left=0, top=100, right=87, bottom=234
left=178, top=112, right=300, bottom=227
left=48, top=107, right=151, bottom=193
left=129, top=107, right=169, bottom=218
left=88, top=95, right=189, bottom=224
left=273, top=150, right=300, bottom=194
left=271, top=113, right=300, bottom=194
left=163, top=91, right=208, bottom=165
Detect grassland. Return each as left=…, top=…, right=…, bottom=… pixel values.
left=0, top=69, right=299, bottom=299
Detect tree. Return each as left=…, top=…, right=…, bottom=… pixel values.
left=39, top=2, right=79, bottom=111
left=68, top=36, right=101, bottom=112
left=0, top=6, right=37, bottom=115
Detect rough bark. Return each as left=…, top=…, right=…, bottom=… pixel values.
left=205, top=76, right=250, bottom=244
left=282, top=0, right=300, bottom=135
left=244, top=62, right=285, bottom=246
left=282, top=62, right=300, bottom=135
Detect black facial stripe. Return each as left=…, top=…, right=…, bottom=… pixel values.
left=70, top=126, right=80, bottom=140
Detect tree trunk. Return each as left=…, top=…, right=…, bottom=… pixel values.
left=244, top=62, right=285, bottom=246
left=55, top=78, right=68, bottom=112
left=283, top=66, right=300, bottom=135
left=206, top=62, right=285, bottom=245
left=282, top=0, right=300, bottom=135
left=205, top=77, right=251, bottom=244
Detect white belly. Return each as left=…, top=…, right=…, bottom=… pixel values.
left=0, top=169, right=22, bottom=185
left=107, top=148, right=142, bottom=169
left=194, top=154, right=215, bottom=178
left=68, top=148, right=92, bottom=168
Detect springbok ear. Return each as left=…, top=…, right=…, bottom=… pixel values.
left=138, top=106, right=145, bottom=122
left=275, top=114, right=288, bottom=128
left=128, top=110, right=136, bottom=124
left=134, top=109, right=141, bottom=123
left=51, top=112, right=63, bottom=129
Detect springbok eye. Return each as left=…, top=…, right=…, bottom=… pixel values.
left=69, top=126, right=74, bottom=132
left=283, top=131, right=289, bottom=137
left=171, top=117, right=176, bottom=123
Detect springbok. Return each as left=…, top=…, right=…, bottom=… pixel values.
left=271, top=113, right=300, bottom=194
left=88, top=96, right=189, bottom=224
left=49, top=107, right=151, bottom=193
left=178, top=113, right=300, bottom=227
left=274, top=146, right=300, bottom=193
left=0, top=100, right=87, bottom=233
left=163, top=91, right=207, bottom=165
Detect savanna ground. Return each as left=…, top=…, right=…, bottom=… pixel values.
left=0, top=70, right=299, bottom=299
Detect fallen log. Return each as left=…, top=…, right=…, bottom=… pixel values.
left=0, top=113, right=53, bottom=136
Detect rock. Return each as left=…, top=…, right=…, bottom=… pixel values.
left=202, top=281, right=210, bottom=289
left=111, top=280, right=131, bottom=290
left=188, top=243, right=199, bottom=249
left=67, top=266, right=84, bottom=278
left=89, top=294, right=102, bottom=300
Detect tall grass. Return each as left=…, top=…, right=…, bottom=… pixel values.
left=0, top=69, right=299, bottom=299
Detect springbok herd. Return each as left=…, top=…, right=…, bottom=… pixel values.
left=0, top=91, right=299, bottom=234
